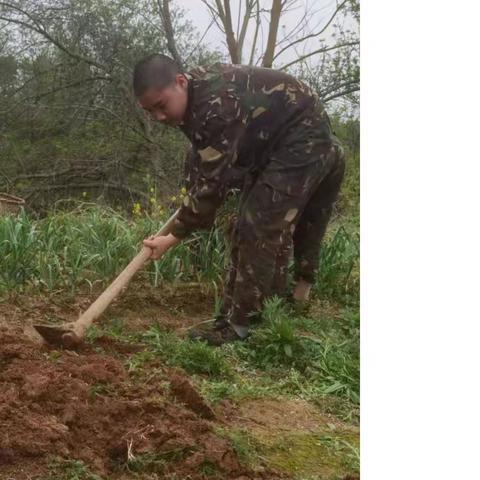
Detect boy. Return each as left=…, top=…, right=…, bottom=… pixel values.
left=135, top=54, right=345, bottom=346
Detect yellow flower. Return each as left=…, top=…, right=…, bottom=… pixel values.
left=170, top=196, right=177, bottom=202
left=132, top=202, right=142, bottom=215
left=181, top=187, right=187, bottom=195
left=150, top=197, right=156, bottom=204
left=150, top=187, right=155, bottom=193
left=82, top=191, right=87, bottom=198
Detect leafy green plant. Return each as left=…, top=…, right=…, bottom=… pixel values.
left=315, top=226, right=359, bottom=304
left=234, top=297, right=310, bottom=370
left=0, top=211, right=38, bottom=290
left=43, top=458, right=103, bottom=480
left=215, top=427, right=261, bottom=467
left=141, top=326, right=233, bottom=378
left=0, top=207, right=229, bottom=294
left=231, top=299, right=359, bottom=404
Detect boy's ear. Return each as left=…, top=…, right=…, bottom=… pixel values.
left=176, top=73, right=188, bottom=90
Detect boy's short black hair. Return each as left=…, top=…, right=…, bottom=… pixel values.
left=133, top=54, right=182, bottom=97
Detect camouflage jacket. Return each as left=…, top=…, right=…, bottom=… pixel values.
left=171, top=63, right=333, bottom=239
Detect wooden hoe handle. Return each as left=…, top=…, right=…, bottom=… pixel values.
left=71, top=209, right=180, bottom=339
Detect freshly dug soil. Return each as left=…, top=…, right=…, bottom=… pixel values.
left=0, top=330, right=278, bottom=479
left=170, top=373, right=216, bottom=420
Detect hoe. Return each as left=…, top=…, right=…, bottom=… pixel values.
left=34, top=210, right=179, bottom=348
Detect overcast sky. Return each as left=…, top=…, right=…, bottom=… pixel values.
left=174, top=0, right=354, bottom=67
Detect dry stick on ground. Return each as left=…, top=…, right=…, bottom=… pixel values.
left=179, top=318, right=217, bottom=332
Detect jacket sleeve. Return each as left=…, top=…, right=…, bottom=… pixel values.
left=171, top=113, right=245, bottom=239
left=182, top=147, right=200, bottom=191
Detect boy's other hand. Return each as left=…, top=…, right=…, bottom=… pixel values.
left=143, top=233, right=179, bottom=260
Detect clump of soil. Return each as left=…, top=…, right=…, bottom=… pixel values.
left=170, top=372, right=216, bottom=420
left=89, top=334, right=145, bottom=355
left=0, top=331, right=274, bottom=480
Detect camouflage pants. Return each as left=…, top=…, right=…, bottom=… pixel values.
left=220, top=118, right=345, bottom=336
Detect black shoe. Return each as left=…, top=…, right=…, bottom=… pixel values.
left=213, top=316, right=229, bottom=330
left=189, top=323, right=245, bottom=346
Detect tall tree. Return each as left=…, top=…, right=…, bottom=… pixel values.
left=196, top=0, right=359, bottom=105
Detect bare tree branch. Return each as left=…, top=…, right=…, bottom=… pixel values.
left=1, top=75, right=111, bottom=116
left=280, top=41, right=359, bottom=71
left=236, top=0, right=242, bottom=38
left=262, top=0, right=283, bottom=68
left=184, top=17, right=216, bottom=64
left=237, top=0, right=255, bottom=63
left=273, top=0, right=349, bottom=62
left=200, top=0, right=225, bottom=33
left=319, top=78, right=359, bottom=100
left=323, top=86, right=359, bottom=103
left=216, top=0, right=240, bottom=63
left=0, top=2, right=107, bottom=72
left=274, top=7, right=309, bottom=49
left=157, top=0, right=183, bottom=68
left=248, top=1, right=260, bottom=65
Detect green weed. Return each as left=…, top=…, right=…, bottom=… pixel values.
left=0, top=207, right=359, bottom=310
left=0, top=207, right=230, bottom=294
left=230, top=299, right=359, bottom=405
left=236, top=297, right=309, bottom=370
left=42, top=458, right=103, bottom=480
left=141, top=326, right=233, bottom=378
left=215, top=427, right=262, bottom=467
left=315, top=226, right=360, bottom=304
left=110, top=447, right=194, bottom=475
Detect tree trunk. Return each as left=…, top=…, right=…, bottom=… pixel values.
left=262, top=0, right=283, bottom=68
left=215, top=0, right=240, bottom=64
left=158, top=0, right=184, bottom=69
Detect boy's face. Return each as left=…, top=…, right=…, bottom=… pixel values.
left=138, top=74, right=188, bottom=126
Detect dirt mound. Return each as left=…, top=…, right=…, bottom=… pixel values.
left=170, top=373, right=216, bottom=420
left=0, top=331, right=276, bottom=479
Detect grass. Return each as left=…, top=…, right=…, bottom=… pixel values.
left=86, top=291, right=359, bottom=429
left=315, top=225, right=359, bottom=305
left=0, top=206, right=358, bottom=306
left=0, top=206, right=229, bottom=294
left=215, top=427, right=262, bottom=467
left=257, top=430, right=359, bottom=479
left=231, top=298, right=360, bottom=404
left=137, top=326, right=234, bottom=378
left=42, top=458, right=103, bottom=480
left=114, top=447, right=194, bottom=475
left=215, top=415, right=359, bottom=479
left=122, top=296, right=360, bottom=423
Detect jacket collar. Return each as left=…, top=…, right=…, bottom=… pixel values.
left=179, top=72, right=195, bottom=136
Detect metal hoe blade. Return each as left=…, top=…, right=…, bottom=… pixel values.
left=33, top=324, right=82, bottom=349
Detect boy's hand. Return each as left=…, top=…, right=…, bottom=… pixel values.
left=143, top=233, right=180, bottom=260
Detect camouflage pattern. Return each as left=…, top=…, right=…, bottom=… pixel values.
left=172, top=63, right=345, bottom=334
left=216, top=131, right=345, bottom=335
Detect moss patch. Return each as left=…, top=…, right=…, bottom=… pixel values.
left=256, top=430, right=359, bottom=479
